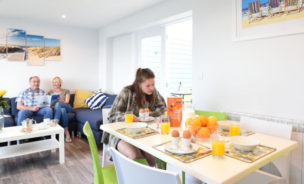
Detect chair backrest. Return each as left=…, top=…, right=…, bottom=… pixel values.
left=195, top=110, right=226, bottom=121
left=83, top=121, right=104, bottom=184
left=110, top=148, right=181, bottom=184
left=102, top=108, right=113, bottom=167
left=240, top=116, right=292, bottom=183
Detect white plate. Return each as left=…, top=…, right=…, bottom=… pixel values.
left=139, top=116, right=155, bottom=122
left=231, top=136, right=260, bottom=152
left=127, top=122, right=147, bottom=134
left=165, top=143, right=198, bottom=155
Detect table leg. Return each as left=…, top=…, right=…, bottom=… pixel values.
left=51, top=134, right=56, bottom=153
left=59, top=132, right=65, bottom=164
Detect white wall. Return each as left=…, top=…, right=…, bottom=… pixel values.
left=98, top=0, right=304, bottom=120
left=0, top=17, right=99, bottom=97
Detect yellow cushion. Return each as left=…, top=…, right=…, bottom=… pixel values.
left=73, top=89, right=94, bottom=109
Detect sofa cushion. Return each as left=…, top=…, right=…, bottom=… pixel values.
left=10, top=97, right=18, bottom=117
left=104, top=94, right=117, bottom=107
left=4, top=116, right=14, bottom=127
left=85, top=92, right=108, bottom=110
left=3, top=98, right=11, bottom=115
left=73, top=89, right=94, bottom=109
left=74, top=108, right=103, bottom=130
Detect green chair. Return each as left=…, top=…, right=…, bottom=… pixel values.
left=195, top=110, right=226, bottom=120
left=83, top=121, right=149, bottom=184
left=83, top=121, right=118, bottom=184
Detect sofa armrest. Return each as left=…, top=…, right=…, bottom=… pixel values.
left=102, top=108, right=112, bottom=125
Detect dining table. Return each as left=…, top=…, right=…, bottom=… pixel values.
left=100, top=122, right=298, bottom=184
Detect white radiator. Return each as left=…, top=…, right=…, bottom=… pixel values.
left=226, top=112, right=304, bottom=184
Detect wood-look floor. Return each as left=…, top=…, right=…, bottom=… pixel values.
left=0, top=138, right=99, bottom=184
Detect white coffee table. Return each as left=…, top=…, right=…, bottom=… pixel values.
left=0, top=125, right=65, bottom=164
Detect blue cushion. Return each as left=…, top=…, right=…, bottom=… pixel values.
left=3, top=98, right=11, bottom=115
left=4, top=116, right=15, bottom=127
left=85, top=92, right=108, bottom=110
left=104, top=94, right=117, bottom=107
left=74, top=108, right=103, bottom=130
left=10, top=97, right=18, bottom=117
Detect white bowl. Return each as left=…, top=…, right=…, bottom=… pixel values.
left=127, top=123, right=147, bottom=134
left=231, top=136, right=260, bottom=152
left=218, top=120, right=236, bottom=131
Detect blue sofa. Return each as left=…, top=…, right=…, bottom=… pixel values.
left=3, top=93, right=117, bottom=147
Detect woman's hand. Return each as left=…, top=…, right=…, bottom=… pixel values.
left=133, top=115, right=139, bottom=122
left=58, top=97, right=65, bottom=103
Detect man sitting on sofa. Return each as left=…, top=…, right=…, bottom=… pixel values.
left=16, top=76, right=53, bottom=126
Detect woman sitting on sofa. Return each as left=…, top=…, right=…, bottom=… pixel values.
left=48, top=76, right=73, bottom=143
left=102, top=68, right=166, bottom=166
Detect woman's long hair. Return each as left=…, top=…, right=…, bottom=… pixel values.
left=127, top=68, right=157, bottom=108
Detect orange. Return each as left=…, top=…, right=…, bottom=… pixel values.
left=197, top=116, right=208, bottom=127
left=190, top=118, right=201, bottom=127
left=208, top=116, right=217, bottom=122
left=197, top=127, right=210, bottom=139
left=186, top=118, right=194, bottom=125
left=207, top=119, right=218, bottom=133
left=189, top=125, right=200, bottom=137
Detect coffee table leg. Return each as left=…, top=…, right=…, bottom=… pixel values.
left=59, top=132, right=65, bottom=164
left=51, top=134, right=56, bottom=153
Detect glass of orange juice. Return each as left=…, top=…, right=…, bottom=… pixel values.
left=160, top=115, right=170, bottom=134
left=125, top=111, right=133, bottom=123
left=211, top=133, right=225, bottom=158
left=229, top=122, right=240, bottom=136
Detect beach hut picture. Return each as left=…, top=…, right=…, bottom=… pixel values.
left=242, top=0, right=304, bottom=28
left=0, top=32, right=6, bottom=59
left=7, top=28, right=26, bottom=61
left=26, top=35, right=45, bottom=66
left=44, top=38, right=61, bottom=61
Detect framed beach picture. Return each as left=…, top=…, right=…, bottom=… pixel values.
left=233, top=0, right=304, bottom=41
left=0, top=31, right=6, bottom=60
left=45, top=38, right=61, bottom=61
left=26, top=35, right=45, bottom=66
left=7, top=28, right=26, bottom=61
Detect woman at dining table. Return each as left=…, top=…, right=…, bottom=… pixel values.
left=102, top=68, right=166, bottom=166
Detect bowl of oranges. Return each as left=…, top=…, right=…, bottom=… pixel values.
left=186, top=115, right=218, bottom=141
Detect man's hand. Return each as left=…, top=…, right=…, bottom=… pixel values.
left=31, top=106, right=40, bottom=112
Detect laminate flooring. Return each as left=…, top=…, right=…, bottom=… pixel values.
left=0, top=138, right=99, bottom=184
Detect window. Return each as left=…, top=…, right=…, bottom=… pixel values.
left=137, top=18, right=192, bottom=101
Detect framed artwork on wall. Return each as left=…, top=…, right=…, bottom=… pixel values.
left=26, top=35, right=45, bottom=66
left=233, top=0, right=304, bottom=41
left=45, top=38, right=61, bottom=61
left=7, top=28, right=26, bottom=61
left=0, top=31, right=6, bottom=59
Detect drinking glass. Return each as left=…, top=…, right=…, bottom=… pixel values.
left=211, top=133, right=225, bottom=158
left=125, top=111, right=133, bottom=123
left=160, top=115, right=170, bottom=134
left=229, top=122, right=240, bottom=136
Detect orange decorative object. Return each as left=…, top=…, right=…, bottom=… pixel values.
left=167, top=97, right=182, bottom=127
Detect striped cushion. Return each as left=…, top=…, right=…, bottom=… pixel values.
left=85, top=92, right=108, bottom=110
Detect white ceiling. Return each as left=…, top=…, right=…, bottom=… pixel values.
left=0, top=0, right=168, bottom=29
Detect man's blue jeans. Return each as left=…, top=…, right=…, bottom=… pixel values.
left=17, top=107, right=53, bottom=126
left=54, top=102, right=73, bottom=129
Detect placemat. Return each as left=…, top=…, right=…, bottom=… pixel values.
left=153, top=141, right=211, bottom=163
left=225, top=143, right=276, bottom=163
left=116, top=127, right=159, bottom=139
